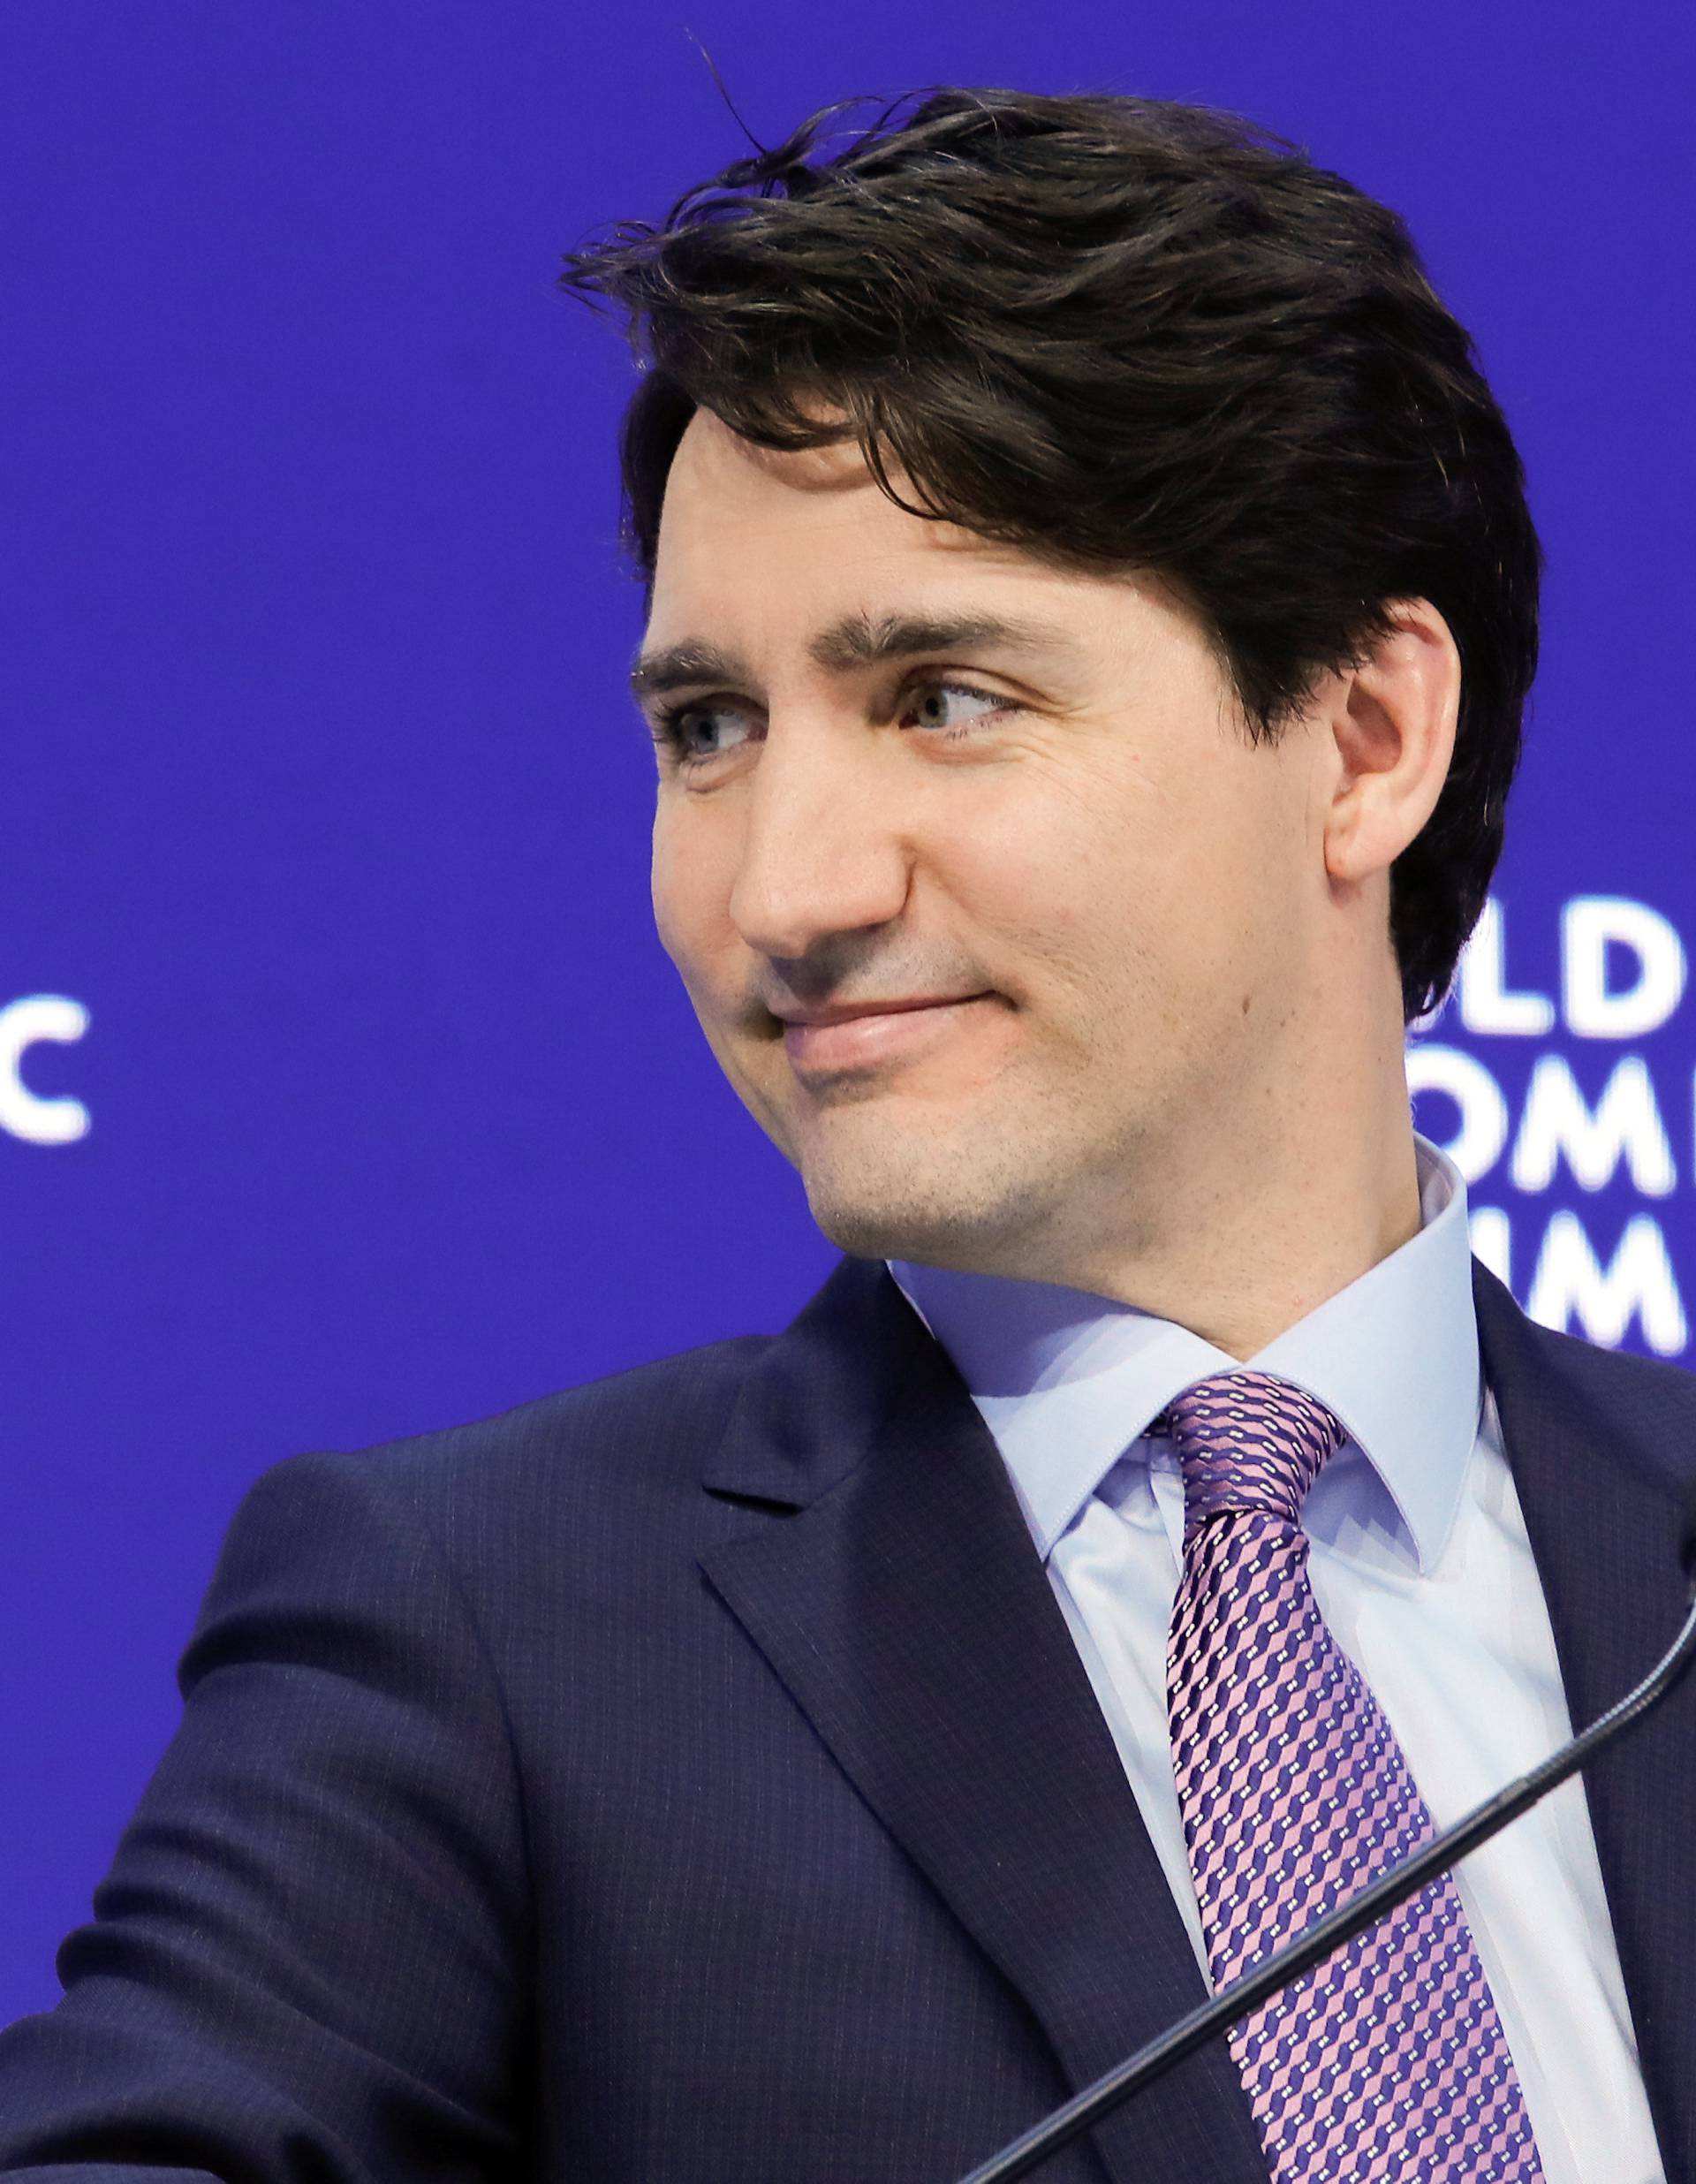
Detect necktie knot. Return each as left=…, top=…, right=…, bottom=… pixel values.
left=1157, top=1369, right=1344, bottom=1535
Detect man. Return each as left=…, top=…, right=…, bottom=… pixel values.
left=2, top=84, right=1692, bottom=2184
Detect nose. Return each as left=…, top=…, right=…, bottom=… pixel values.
left=727, top=721, right=912, bottom=963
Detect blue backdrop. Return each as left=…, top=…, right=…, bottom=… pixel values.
left=4, top=0, right=1692, bottom=2021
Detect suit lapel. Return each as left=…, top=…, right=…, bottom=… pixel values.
left=1473, top=1262, right=1696, bottom=2179
left=700, top=1257, right=1266, bottom=2183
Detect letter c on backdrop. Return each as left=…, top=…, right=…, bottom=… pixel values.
left=0, top=995, right=91, bottom=1145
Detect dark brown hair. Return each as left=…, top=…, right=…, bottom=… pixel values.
left=560, top=87, right=1541, bottom=1020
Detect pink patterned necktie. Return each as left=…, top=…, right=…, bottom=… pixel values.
left=1161, top=1370, right=1545, bottom=2180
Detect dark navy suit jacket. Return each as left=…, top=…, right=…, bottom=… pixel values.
left=2, top=1257, right=1694, bottom=2182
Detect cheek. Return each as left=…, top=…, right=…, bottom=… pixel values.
left=650, top=806, right=707, bottom=958
left=938, top=778, right=1148, bottom=950
left=650, top=808, right=745, bottom=1002
left=938, top=768, right=1276, bottom=1026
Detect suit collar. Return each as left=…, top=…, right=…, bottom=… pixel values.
left=1474, top=1259, right=1696, bottom=2180
left=700, top=1255, right=1266, bottom=2181
left=700, top=1255, right=903, bottom=1509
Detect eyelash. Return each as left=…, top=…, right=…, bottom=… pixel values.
left=650, top=678, right=1014, bottom=769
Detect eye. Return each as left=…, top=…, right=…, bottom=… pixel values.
left=898, top=679, right=1013, bottom=738
left=654, top=699, right=759, bottom=767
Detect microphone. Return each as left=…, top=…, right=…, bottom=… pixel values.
left=956, top=1483, right=1696, bottom=2184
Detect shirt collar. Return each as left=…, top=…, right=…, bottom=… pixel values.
left=889, top=1134, right=1480, bottom=1574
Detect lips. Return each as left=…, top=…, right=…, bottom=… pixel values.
left=776, top=993, right=996, bottom=1076
left=776, top=994, right=980, bottom=1028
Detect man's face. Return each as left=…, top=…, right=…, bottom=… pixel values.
left=640, top=410, right=1332, bottom=1281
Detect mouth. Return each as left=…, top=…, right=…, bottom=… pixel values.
left=776, top=993, right=999, bottom=1079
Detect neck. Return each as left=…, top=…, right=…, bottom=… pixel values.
left=1122, top=1114, right=1425, bottom=1361
left=1034, top=974, right=1422, bottom=1358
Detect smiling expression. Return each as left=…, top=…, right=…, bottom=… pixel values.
left=638, top=410, right=1334, bottom=1281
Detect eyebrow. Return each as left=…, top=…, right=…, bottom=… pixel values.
left=628, top=609, right=1084, bottom=702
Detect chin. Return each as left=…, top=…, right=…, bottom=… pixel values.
left=796, top=1130, right=1045, bottom=1270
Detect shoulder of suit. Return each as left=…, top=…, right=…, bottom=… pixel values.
left=307, top=1330, right=776, bottom=1513
left=1502, top=1298, right=1696, bottom=1435
left=1477, top=1253, right=1696, bottom=1413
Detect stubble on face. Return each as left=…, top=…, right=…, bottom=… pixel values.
left=641, top=411, right=1319, bottom=1289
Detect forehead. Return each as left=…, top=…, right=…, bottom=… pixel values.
left=666, top=407, right=874, bottom=504
left=646, top=411, right=1131, bottom=670
left=650, top=410, right=1034, bottom=596
left=640, top=411, right=1223, bottom=700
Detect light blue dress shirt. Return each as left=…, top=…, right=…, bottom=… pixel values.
left=890, top=1134, right=1663, bottom=2184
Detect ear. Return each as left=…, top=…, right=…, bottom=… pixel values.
left=1320, top=598, right=1460, bottom=885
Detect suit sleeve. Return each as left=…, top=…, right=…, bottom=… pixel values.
left=0, top=1447, right=534, bottom=2182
